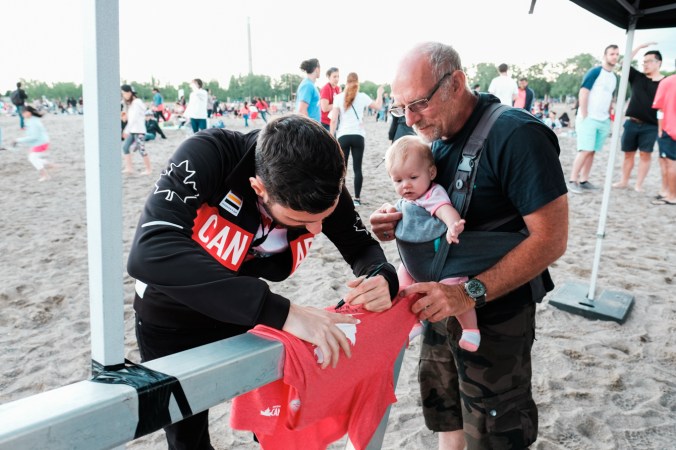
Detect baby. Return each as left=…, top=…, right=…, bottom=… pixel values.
left=385, top=135, right=480, bottom=352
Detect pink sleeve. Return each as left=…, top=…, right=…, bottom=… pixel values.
left=416, top=184, right=452, bottom=216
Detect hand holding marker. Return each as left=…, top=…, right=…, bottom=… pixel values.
left=335, top=262, right=387, bottom=310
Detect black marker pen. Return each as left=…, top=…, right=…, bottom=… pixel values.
left=335, top=262, right=387, bottom=310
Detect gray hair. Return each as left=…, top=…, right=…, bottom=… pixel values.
left=415, top=42, right=463, bottom=81
left=413, top=42, right=463, bottom=101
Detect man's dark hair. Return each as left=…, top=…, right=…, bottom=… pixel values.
left=604, top=44, right=619, bottom=54
left=256, top=115, right=345, bottom=213
left=519, top=77, right=528, bottom=82
left=192, top=78, right=203, bottom=88
left=300, top=58, right=320, bottom=74
left=645, top=50, right=662, bottom=62
left=498, top=63, right=509, bottom=73
left=16, top=82, right=22, bottom=88
left=326, top=67, right=339, bottom=77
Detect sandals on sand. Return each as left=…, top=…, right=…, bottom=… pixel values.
left=650, top=198, right=676, bottom=205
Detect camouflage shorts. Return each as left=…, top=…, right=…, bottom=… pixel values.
left=419, top=303, right=538, bottom=449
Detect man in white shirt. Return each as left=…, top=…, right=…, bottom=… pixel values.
left=568, top=45, right=619, bottom=193
left=488, top=63, right=518, bottom=106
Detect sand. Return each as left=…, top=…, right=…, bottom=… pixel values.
left=0, top=111, right=674, bottom=449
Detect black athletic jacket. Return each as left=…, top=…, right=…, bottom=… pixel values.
left=128, top=128, right=397, bottom=330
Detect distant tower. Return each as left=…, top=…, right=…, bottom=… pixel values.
left=247, top=17, right=253, bottom=75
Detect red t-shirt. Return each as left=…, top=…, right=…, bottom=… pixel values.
left=320, top=83, right=341, bottom=125
left=230, top=295, right=418, bottom=450
left=653, top=74, right=676, bottom=138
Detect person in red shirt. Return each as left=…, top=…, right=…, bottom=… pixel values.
left=255, top=97, right=270, bottom=123
left=651, top=74, right=676, bottom=205
left=320, top=67, right=341, bottom=132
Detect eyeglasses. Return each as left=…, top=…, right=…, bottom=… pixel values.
left=643, top=59, right=659, bottom=64
left=389, top=72, right=452, bottom=117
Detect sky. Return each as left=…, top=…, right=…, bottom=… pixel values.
left=2, top=0, right=675, bottom=93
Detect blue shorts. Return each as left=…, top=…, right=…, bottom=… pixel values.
left=621, top=120, right=658, bottom=152
left=576, top=117, right=611, bottom=152
left=658, top=132, right=676, bottom=161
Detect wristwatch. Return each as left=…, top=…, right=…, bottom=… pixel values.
left=464, top=278, right=487, bottom=309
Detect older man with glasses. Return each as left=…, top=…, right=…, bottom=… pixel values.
left=371, top=42, right=569, bottom=450
left=613, top=42, right=664, bottom=193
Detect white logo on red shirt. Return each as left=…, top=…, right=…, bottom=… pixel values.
left=192, top=205, right=253, bottom=271
left=260, top=405, right=281, bottom=417
left=290, top=233, right=314, bottom=273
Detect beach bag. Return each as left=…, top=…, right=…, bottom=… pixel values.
left=396, top=103, right=522, bottom=282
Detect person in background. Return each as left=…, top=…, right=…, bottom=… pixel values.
left=255, top=97, right=270, bottom=123
left=184, top=78, right=209, bottom=133
left=376, top=93, right=391, bottom=122
left=13, top=105, right=53, bottom=181
left=320, top=67, right=341, bottom=132
left=239, top=102, right=251, bottom=127
left=514, top=77, right=535, bottom=112
left=568, top=44, right=619, bottom=194
left=613, top=43, right=664, bottom=192
left=387, top=100, right=415, bottom=143
left=120, top=84, right=151, bottom=175
left=330, top=72, right=384, bottom=207
left=295, top=58, right=321, bottom=122
left=11, top=82, right=28, bottom=129
left=144, top=110, right=167, bottom=141
left=488, top=63, right=518, bottom=106
left=152, top=87, right=165, bottom=122
left=650, top=74, right=676, bottom=205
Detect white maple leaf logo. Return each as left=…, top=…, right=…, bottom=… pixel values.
left=353, top=214, right=369, bottom=235
left=154, top=159, right=199, bottom=203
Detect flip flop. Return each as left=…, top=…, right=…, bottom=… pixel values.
left=650, top=199, right=676, bottom=205
left=654, top=194, right=665, bottom=200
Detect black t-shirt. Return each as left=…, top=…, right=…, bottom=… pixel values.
left=432, top=93, right=567, bottom=316
left=626, top=66, right=661, bottom=125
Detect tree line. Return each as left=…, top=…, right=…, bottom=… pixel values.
left=6, top=53, right=674, bottom=104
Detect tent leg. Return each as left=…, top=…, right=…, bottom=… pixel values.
left=548, top=281, right=634, bottom=324
left=549, top=16, right=637, bottom=324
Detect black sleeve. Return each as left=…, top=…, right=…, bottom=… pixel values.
left=322, top=187, right=399, bottom=300
left=494, top=120, right=567, bottom=216
left=628, top=66, right=639, bottom=84
left=127, top=129, right=290, bottom=329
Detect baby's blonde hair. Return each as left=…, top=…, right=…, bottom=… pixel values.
left=385, top=135, right=435, bottom=173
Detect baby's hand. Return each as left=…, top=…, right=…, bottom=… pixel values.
left=446, top=219, right=466, bottom=244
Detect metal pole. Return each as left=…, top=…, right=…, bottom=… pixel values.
left=587, top=17, right=636, bottom=300
left=83, top=0, right=125, bottom=369
left=247, top=16, right=253, bottom=75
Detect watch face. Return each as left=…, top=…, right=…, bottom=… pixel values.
left=466, top=279, right=486, bottom=297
